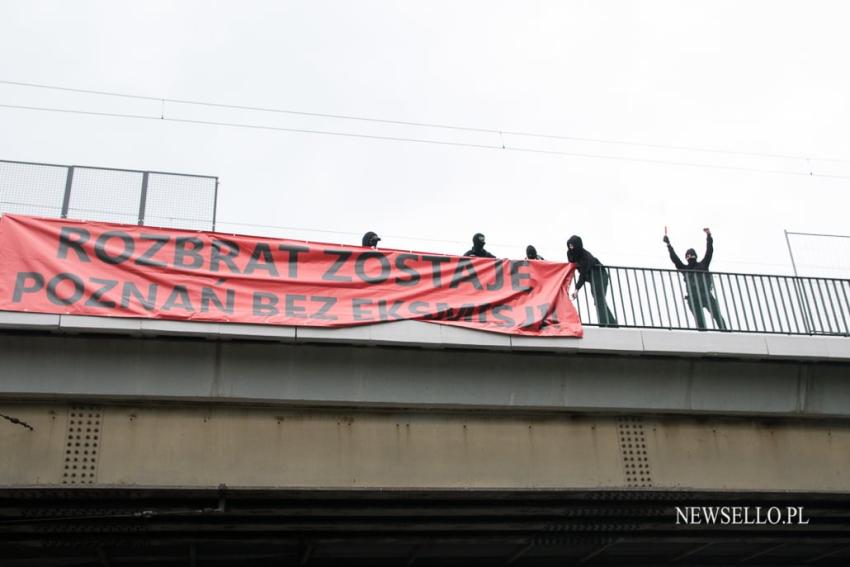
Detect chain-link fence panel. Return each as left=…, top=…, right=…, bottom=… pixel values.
left=786, top=231, right=850, bottom=280
left=145, top=172, right=218, bottom=231
left=0, top=161, right=67, bottom=218
left=0, top=160, right=217, bottom=230
left=67, top=167, right=143, bottom=225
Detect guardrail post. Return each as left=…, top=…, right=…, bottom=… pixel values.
left=60, top=166, right=74, bottom=219
left=212, top=178, right=219, bottom=231
left=138, top=171, right=149, bottom=225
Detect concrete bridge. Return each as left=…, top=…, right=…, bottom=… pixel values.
left=2, top=311, right=850, bottom=566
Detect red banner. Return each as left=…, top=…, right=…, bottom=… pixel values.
left=0, top=215, right=581, bottom=337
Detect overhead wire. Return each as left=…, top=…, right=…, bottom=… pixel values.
left=0, top=79, right=497, bottom=134
left=2, top=80, right=849, bottom=271
left=2, top=102, right=850, bottom=181
left=3, top=78, right=850, bottom=165
left=0, top=103, right=497, bottom=150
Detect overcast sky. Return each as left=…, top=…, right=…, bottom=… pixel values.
left=1, top=1, right=849, bottom=277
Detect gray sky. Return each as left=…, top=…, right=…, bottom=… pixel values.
left=1, top=1, right=849, bottom=277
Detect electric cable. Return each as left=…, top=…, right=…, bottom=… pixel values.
left=4, top=78, right=850, bottom=165
left=3, top=103, right=850, bottom=181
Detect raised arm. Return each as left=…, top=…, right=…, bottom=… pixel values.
left=664, top=235, right=686, bottom=269
left=702, top=228, right=714, bottom=268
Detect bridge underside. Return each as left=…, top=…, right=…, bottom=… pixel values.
left=3, top=487, right=850, bottom=567
left=2, top=321, right=850, bottom=565
left=3, top=401, right=850, bottom=565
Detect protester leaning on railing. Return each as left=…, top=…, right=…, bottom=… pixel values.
left=567, top=235, right=617, bottom=327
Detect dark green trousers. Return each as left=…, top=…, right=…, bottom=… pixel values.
left=686, top=279, right=727, bottom=330
left=589, top=268, right=617, bottom=326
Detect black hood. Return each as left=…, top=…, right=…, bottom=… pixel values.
left=567, top=235, right=583, bottom=251
left=472, top=233, right=486, bottom=248
left=686, top=248, right=697, bottom=266
left=526, top=245, right=539, bottom=260
left=361, top=231, right=381, bottom=247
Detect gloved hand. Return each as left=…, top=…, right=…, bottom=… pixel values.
left=662, top=235, right=670, bottom=245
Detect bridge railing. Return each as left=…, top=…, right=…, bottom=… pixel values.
left=575, top=265, right=850, bottom=336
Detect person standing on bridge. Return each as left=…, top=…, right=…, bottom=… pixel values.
left=567, top=235, right=617, bottom=326
left=464, top=233, right=496, bottom=258
left=663, top=228, right=727, bottom=330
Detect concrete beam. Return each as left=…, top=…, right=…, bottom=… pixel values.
left=1, top=333, right=848, bottom=418
left=2, top=311, right=849, bottom=361
left=2, top=403, right=849, bottom=491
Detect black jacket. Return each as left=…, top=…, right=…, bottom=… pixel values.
left=667, top=234, right=715, bottom=292
left=668, top=234, right=713, bottom=271
left=464, top=246, right=496, bottom=258
left=567, top=235, right=602, bottom=290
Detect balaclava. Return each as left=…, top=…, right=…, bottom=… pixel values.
left=473, top=233, right=486, bottom=250
left=362, top=231, right=381, bottom=248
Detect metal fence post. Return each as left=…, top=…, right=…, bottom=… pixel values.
left=60, top=166, right=74, bottom=219
left=784, top=231, right=814, bottom=333
left=784, top=229, right=799, bottom=277
left=212, top=178, right=219, bottom=231
left=138, top=171, right=149, bottom=225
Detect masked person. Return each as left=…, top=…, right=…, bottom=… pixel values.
left=664, top=228, right=727, bottom=330
left=526, top=245, right=544, bottom=260
left=464, top=233, right=496, bottom=258
left=567, top=235, right=617, bottom=326
left=361, top=231, right=381, bottom=248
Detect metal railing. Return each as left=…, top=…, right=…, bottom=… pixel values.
left=575, top=265, right=850, bottom=336
left=0, top=159, right=218, bottom=230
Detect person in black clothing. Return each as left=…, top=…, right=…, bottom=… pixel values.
left=464, top=233, right=496, bottom=258
left=664, top=228, right=727, bottom=330
left=567, top=235, right=616, bottom=326
left=361, top=231, right=381, bottom=248
left=525, top=245, right=543, bottom=260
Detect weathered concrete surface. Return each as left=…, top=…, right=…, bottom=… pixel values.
left=0, top=332, right=848, bottom=418
left=2, top=403, right=849, bottom=492
left=2, top=312, right=848, bottom=495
